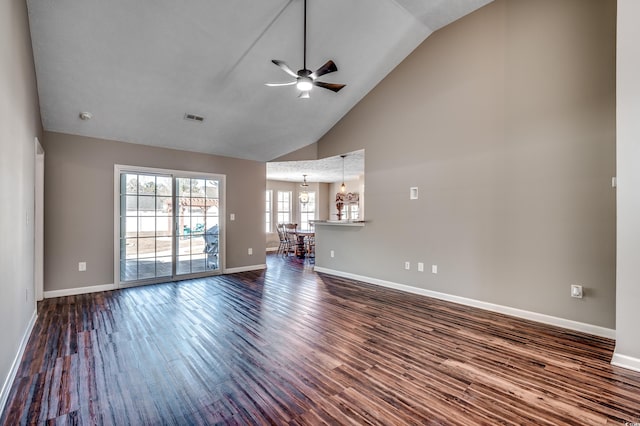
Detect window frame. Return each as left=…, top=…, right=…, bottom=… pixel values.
left=276, top=190, right=292, bottom=225
left=265, top=189, right=272, bottom=233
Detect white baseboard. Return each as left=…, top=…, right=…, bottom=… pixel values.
left=611, top=352, right=640, bottom=373
left=313, top=267, right=616, bottom=340
left=0, top=309, right=37, bottom=416
left=44, top=283, right=117, bottom=299
left=266, top=247, right=279, bottom=253
left=42, top=266, right=269, bottom=297
left=224, top=264, right=267, bottom=274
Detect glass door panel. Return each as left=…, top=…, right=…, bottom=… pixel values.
left=175, top=177, right=220, bottom=276
left=119, top=172, right=174, bottom=283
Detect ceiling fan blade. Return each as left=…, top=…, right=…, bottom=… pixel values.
left=314, top=81, right=346, bottom=93
left=311, top=60, right=338, bottom=79
left=265, top=81, right=297, bottom=87
left=272, top=60, right=298, bottom=78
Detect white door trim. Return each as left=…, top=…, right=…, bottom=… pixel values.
left=34, top=138, right=44, bottom=302
left=113, top=164, right=226, bottom=288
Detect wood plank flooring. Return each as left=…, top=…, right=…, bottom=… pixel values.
left=2, top=255, right=640, bottom=425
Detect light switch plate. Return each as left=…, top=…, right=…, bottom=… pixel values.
left=571, top=284, right=583, bottom=298
left=410, top=187, right=419, bottom=200
left=230, top=213, right=235, bottom=221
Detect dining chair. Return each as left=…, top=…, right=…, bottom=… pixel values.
left=276, top=224, right=290, bottom=256
left=283, top=223, right=298, bottom=256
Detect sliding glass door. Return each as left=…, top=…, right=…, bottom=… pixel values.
left=116, top=166, right=224, bottom=287
left=175, top=177, right=220, bottom=276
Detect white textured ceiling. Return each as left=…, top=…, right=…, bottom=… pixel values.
left=267, top=150, right=364, bottom=183
left=26, top=0, right=492, bottom=162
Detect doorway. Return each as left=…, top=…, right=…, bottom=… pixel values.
left=115, top=166, right=224, bottom=287
left=34, top=138, right=44, bottom=301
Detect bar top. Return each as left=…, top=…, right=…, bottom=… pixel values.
left=311, top=220, right=366, bottom=227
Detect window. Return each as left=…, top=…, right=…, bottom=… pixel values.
left=277, top=191, right=291, bottom=225
left=300, top=192, right=316, bottom=231
left=265, top=190, right=272, bottom=232
left=348, top=204, right=359, bottom=220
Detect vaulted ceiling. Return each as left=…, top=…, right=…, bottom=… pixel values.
left=27, top=0, right=492, bottom=162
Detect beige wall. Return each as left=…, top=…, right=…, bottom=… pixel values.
left=317, top=182, right=330, bottom=222
left=272, top=142, right=318, bottom=162
left=42, top=132, right=265, bottom=292
left=315, top=0, right=617, bottom=328
left=0, top=0, right=42, bottom=408
left=614, top=0, right=640, bottom=369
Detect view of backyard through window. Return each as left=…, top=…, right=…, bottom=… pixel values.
left=119, top=171, right=221, bottom=284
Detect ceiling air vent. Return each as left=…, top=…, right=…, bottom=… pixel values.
left=184, top=113, right=205, bottom=122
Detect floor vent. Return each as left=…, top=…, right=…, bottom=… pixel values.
left=184, top=113, right=205, bottom=122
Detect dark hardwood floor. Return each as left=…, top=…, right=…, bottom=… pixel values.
left=2, top=255, right=640, bottom=425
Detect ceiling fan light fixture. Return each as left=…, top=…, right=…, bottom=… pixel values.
left=298, top=90, right=310, bottom=99
left=296, top=77, right=313, bottom=92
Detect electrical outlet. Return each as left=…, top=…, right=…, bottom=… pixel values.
left=418, top=262, right=424, bottom=272
left=404, top=261, right=411, bottom=270
left=431, top=265, right=438, bottom=274
left=248, top=248, right=253, bottom=255
left=78, top=262, right=86, bottom=272
left=330, top=250, right=335, bottom=258
left=571, top=284, right=583, bottom=298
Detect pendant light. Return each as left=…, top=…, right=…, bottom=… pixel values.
left=299, top=174, right=310, bottom=204
left=340, top=155, right=346, bottom=193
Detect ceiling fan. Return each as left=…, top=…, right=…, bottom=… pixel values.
left=266, top=0, right=345, bottom=99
